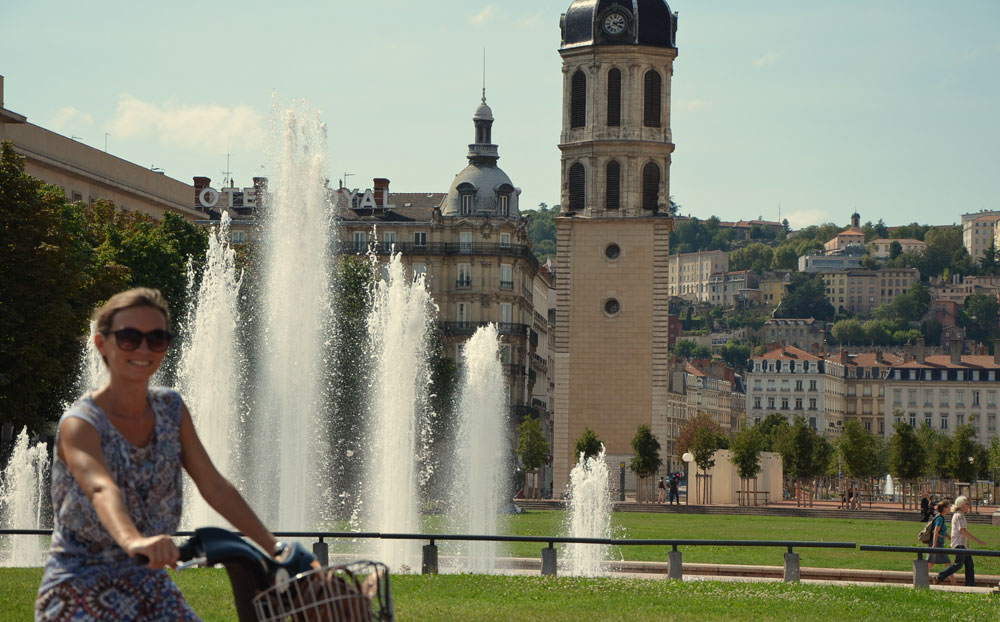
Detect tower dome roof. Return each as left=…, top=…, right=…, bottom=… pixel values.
left=561, top=0, right=677, bottom=49
left=474, top=100, right=494, bottom=121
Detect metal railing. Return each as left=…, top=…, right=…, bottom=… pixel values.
left=335, top=240, right=540, bottom=273
left=859, top=544, right=1000, bottom=588
left=0, top=529, right=851, bottom=581
left=437, top=322, right=530, bottom=337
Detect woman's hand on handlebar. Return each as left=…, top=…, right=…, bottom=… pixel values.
left=127, top=534, right=180, bottom=570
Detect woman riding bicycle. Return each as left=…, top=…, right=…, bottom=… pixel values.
left=36, top=288, right=283, bottom=621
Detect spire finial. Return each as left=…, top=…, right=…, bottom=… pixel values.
left=482, top=48, right=487, bottom=103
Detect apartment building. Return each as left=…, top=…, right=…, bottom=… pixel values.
left=820, top=267, right=920, bottom=315
left=823, top=213, right=865, bottom=253
left=760, top=272, right=792, bottom=307
left=885, top=341, right=1000, bottom=443
left=667, top=250, right=728, bottom=302
left=799, top=253, right=864, bottom=273
left=760, top=318, right=826, bottom=352
left=868, top=238, right=926, bottom=259
left=746, top=346, right=828, bottom=431
left=708, top=270, right=760, bottom=306
left=822, top=350, right=904, bottom=437
left=961, top=210, right=1000, bottom=261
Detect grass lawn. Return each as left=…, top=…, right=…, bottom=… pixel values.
left=322, top=510, right=1000, bottom=574
left=2, top=568, right=998, bottom=622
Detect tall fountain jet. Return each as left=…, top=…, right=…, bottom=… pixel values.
left=252, top=103, right=334, bottom=530
left=0, top=428, right=50, bottom=567
left=454, top=324, right=509, bottom=573
left=365, top=251, right=435, bottom=571
left=566, top=445, right=611, bottom=576
left=177, top=212, right=244, bottom=528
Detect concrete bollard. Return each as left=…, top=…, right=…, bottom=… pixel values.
left=312, top=540, right=329, bottom=567
left=992, top=510, right=1000, bottom=527
left=668, top=550, right=683, bottom=580
left=422, top=543, right=439, bottom=575
left=541, top=546, right=558, bottom=576
left=783, top=552, right=800, bottom=583
left=913, top=558, right=929, bottom=589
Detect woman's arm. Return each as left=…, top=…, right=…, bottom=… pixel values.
left=59, top=418, right=179, bottom=569
left=179, top=403, right=278, bottom=556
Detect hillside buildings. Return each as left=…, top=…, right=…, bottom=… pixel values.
left=961, top=210, right=1000, bottom=261
left=819, top=267, right=920, bottom=315
left=667, top=250, right=728, bottom=302
left=747, top=346, right=828, bottom=431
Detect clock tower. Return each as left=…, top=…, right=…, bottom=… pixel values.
left=553, top=0, right=678, bottom=491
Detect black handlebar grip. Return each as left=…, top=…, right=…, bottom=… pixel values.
left=177, top=540, right=198, bottom=562
left=133, top=554, right=150, bottom=566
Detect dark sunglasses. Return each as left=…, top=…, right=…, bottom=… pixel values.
left=104, top=328, right=173, bottom=352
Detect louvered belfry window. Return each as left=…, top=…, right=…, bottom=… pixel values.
left=571, top=70, right=587, bottom=128
left=569, top=163, right=585, bottom=211
left=607, top=68, right=621, bottom=127
left=605, top=161, right=620, bottom=210
left=642, top=162, right=660, bottom=211
left=643, top=70, right=662, bottom=128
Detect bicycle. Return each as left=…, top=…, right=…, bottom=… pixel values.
left=159, top=527, right=394, bottom=622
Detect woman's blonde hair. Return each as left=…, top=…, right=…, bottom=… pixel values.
left=93, top=288, right=171, bottom=333
left=951, top=496, right=969, bottom=513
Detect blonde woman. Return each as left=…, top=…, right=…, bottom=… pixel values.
left=934, top=495, right=985, bottom=587
left=36, top=288, right=282, bottom=621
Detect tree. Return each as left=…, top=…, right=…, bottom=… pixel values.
left=889, top=240, right=903, bottom=259
left=676, top=412, right=727, bottom=461
left=573, top=427, right=603, bottom=461
left=832, top=319, right=864, bottom=345
left=959, top=293, right=999, bottom=346
left=756, top=413, right=789, bottom=452
left=517, top=417, right=550, bottom=499
left=630, top=425, right=662, bottom=502
left=526, top=202, right=557, bottom=263
left=862, top=319, right=890, bottom=345
left=774, top=273, right=835, bottom=321
left=980, top=242, right=1000, bottom=276
left=838, top=420, right=881, bottom=480
left=730, top=426, right=763, bottom=480
left=946, top=424, right=981, bottom=483
left=729, top=243, right=774, bottom=275
left=888, top=419, right=925, bottom=480
left=719, top=340, right=751, bottom=372
left=777, top=417, right=830, bottom=480
left=691, top=423, right=722, bottom=472
left=916, top=422, right=951, bottom=479
left=673, top=338, right=698, bottom=359
left=771, top=245, right=798, bottom=271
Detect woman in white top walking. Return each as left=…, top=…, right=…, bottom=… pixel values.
left=934, top=495, right=985, bottom=587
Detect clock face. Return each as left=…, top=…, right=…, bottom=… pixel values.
left=603, top=12, right=627, bottom=36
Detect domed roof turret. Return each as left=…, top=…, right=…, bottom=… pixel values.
left=441, top=96, right=521, bottom=219
left=561, top=0, right=678, bottom=49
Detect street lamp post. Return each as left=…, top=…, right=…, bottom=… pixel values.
left=682, top=452, right=694, bottom=505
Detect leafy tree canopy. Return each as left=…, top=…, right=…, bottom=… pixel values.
left=629, top=424, right=662, bottom=477
left=573, top=427, right=603, bottom=462
left=517, top=417, right=550, bottom=472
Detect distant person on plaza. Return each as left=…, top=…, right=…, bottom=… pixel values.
left=668, top=473, right=680, bottom=505
left=927, top=499, right=953, bottom=582
left=920, top=496, right=931, bottom=522
left=657, top=476, right=666, bottom=503
left=35, top=288, right=283, bottom=621
left=935, top=496, right=985, bottom=587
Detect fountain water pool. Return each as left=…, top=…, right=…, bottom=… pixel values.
left=0, top=428, right=50, bottom=567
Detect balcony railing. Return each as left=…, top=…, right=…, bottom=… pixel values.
left=531, top=353, right=548, bottom=373
left=456, top=278, right=471, bottom=288
left=334, top=240, right=539, bottom=272
left=500, top=280, right=514, bottom=290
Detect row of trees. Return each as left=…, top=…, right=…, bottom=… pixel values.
left=0, top=142, right=208, bottom=431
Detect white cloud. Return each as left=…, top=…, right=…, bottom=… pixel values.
left=753, top=52, right=779, bottom=67
left=682, top=99, right=713, bottom=112
left=470, top=5, right=498, bottom=26
left=516, top=14, right=541, bottom=29
left=109, top=95, right=263, bottom=152
left=786, top=209, right=826, bottom=229
left=48, top=107, right=94, bottom=131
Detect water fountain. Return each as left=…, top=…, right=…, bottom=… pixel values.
left=250, top=102, right=334, bottom=530
left=0, top=428, right=50, bottom=567
left=365, top=250, right=435, bottom=570
left=565, top=445, right=611, bottom=576
left=176, top=212, right=244, bottom=528
left=454, top=325, right=509, bottom=573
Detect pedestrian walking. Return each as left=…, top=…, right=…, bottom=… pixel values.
left=927, top=499, right=953, bottom=580
left=668, top=473, right=680, bottom=505
left=935, top=496, right=985, bottom=587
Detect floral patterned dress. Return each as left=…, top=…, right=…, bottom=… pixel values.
left=35, top=388, right=201, bottom=621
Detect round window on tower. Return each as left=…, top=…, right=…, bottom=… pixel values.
left=604, top=243, right=621, bottom=261
left=604, top=298, right=621, bottom=317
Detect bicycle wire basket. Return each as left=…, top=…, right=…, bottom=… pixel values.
left=252, top=560, right=393, bottom=622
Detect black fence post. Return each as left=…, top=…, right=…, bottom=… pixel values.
left=312, top=538, right=329, bottom=567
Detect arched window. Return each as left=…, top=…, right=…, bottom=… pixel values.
left=605, top=161, right=620, bottom=210
left=643, top=70, right=662, bottom=128
left=571, top=70, right=587, bottom=128
left=607, top=68, right=621, bottom=127
left=642, top=162, right=660, bottom=211
left=569, top=163, right=585, bottom=211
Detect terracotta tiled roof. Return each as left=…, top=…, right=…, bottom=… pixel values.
left=893, top=355, right=1000, bottom=370
left=685, top=362, right=709, bottom=377
left=842, top=352, right=905, bottom=367
left=754, top=345, right=821, bottom=361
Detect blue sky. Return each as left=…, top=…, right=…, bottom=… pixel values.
left=1, top=1, right=997, bottom=227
